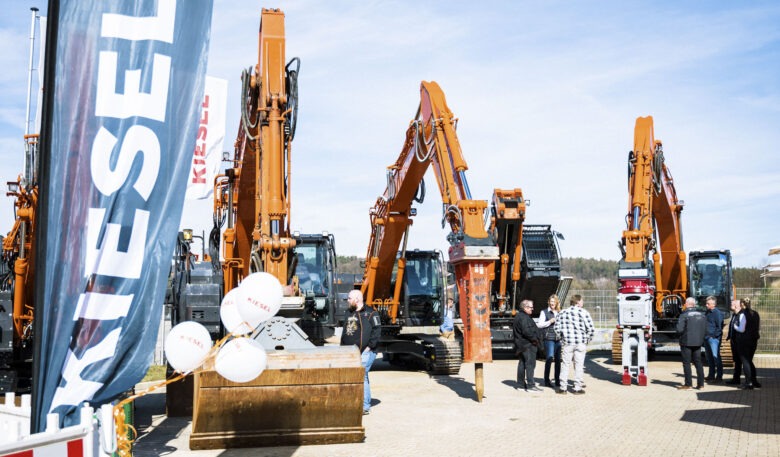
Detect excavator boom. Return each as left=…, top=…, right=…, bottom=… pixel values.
left=615, top=116, right=731, bottom=386
left=361, top=81, right=497, bottom=400
left=182, top=9, right=364, bottom=449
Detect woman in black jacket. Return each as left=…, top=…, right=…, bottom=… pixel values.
left=734, top=297, right=761, bottom=389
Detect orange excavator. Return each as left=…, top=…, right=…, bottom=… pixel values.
left=487, top=190, right=569, bottom=351
left=0, top=8, right=42, bottom=394
left=360, top=80, right=498, bottom=401
left=615, top=116, right=733, bottom=385
left=0, top=134, right=39, bottom=394
left=171, top=9, right=364, bottom=449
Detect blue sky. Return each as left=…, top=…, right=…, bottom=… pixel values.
left=1, top=1, right=778, bottom=268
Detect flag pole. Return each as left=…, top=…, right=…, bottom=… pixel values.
left=31, top=0, right=58, bottom=434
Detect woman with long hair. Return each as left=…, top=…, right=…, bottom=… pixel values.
left=536, top=294, right=562, bottom=388
left=733, top=297, right=761, bottom=389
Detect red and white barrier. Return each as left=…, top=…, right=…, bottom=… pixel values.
left=0, top=394, right=114, bottom=457
left=1, top=394, right=32, bottom=444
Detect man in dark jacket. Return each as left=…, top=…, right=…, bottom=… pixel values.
left=676, top=297, right=707, bottom=390
left=513, top=299, right=541, bottom=392
left=703, top=296, right=724, bottom=382
left=341, top=290, right=382, bottom=414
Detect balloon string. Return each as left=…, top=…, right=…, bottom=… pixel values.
left=112, top=330, right=242, bottom=453
left=113, top=371, right=187, bottom=455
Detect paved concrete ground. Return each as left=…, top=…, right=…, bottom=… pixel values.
left=133, top=352, right=780, bottom=457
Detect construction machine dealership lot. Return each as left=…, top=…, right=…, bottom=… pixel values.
left=133, top=353, right=780, bottom=457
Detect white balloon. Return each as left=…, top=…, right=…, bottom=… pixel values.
left=220, top=287, right=254, bottom=335
left=236, top=272, right=283, bottom=328
left=214, top=337, right=268, bottom=383
left=164, top=321, right=212, bottom=372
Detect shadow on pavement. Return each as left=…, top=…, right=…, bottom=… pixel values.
left=589, top=350, right=779, bottom=434
left=500, top=380, right=521, bottom=390
left=431, top=374, right=478, bottom=401
left=587, top=350, right=687, bottom=387
left=584, top=351, right=629, bottom=386
left=132, top=392, right=184, bottom=457
left=681, top=367, right=780, bottom=434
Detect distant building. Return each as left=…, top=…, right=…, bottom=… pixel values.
left=761, top=246, right=780, bottom=283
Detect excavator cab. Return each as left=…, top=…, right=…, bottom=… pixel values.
left=688, top=250, right=733, bottom=313
left=397, top=250, right=446, bottom=326
left=292, top=232, right=340, bottom=344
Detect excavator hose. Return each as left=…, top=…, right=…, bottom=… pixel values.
left=285, top=57, right=300, bottom=142
left=413, top=179, right=425, bottom=204
left=209, top=213, right=223, bottom=273
left=386, top=169, right=396, bottom=201
left=412, top=120, right=435, bottom=163
left=442, top=205, right=462, bottom=232
left=652, top=146, right=664, bottom=195
left=250, top=248, right=263, bottom=274
left=240, top=67, right=258, bottom=141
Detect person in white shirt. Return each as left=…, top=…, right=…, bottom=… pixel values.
left=536, top=294, right=562, bottom=388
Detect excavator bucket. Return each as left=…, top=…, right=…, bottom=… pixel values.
left=189, top=346, right=365, bottom=449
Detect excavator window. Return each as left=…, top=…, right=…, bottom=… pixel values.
left=294, top=245, right=328, bottom=294
left=690, top=255, right=729, bottom=303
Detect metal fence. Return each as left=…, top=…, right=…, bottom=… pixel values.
left=570, top=288, right=780, bottom=353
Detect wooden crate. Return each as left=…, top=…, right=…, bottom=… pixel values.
left=190, top=346, right=365, bottom=449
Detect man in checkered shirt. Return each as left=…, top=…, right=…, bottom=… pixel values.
left=553, top=294, right=595, bottom=394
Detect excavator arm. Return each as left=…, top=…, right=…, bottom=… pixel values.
left=616, top=115, right=688, bottom=386
left=619, top=116, right=687, bottom=314
left=185, top=9, right=364, bottom=449
left=361, top=81, right=497, bottom=400
left=217, top=8, right=297, bottom=296
left=488, top=189, right=526, bottom=315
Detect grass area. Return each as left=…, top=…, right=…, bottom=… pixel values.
left=142, top=364, right=167, bottom=382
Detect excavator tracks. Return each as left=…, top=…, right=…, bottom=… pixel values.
left=611, top=330, right=622, bottom=365
left=720, top=339, right=734, bottom=368
left=427, top=338, right=462, bottom=375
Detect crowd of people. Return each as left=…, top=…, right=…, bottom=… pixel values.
left=340, top=291, right=762, bottom=412
left=675, top=295, right=762, bottom=391
left=512, top=294, right=595, bottom=394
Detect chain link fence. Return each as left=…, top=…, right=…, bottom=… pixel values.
left=570, top=288, right=779, bottom=353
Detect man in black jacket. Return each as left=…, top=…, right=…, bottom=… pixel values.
left=341, top=290, right=382, bottom=414
left=676, top=297, right=707, bottom=390
left=513, top=299, right=541, bottom=392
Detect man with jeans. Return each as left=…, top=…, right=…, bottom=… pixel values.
left=513, top=299, right=541, bottom=392
left=676, top=297, right=707, bottom=390
left=703, top=296, right=724, bottom=383
left=554, top=295, right=594, bottom=395
left=341, top=290, right=382, bottom=414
